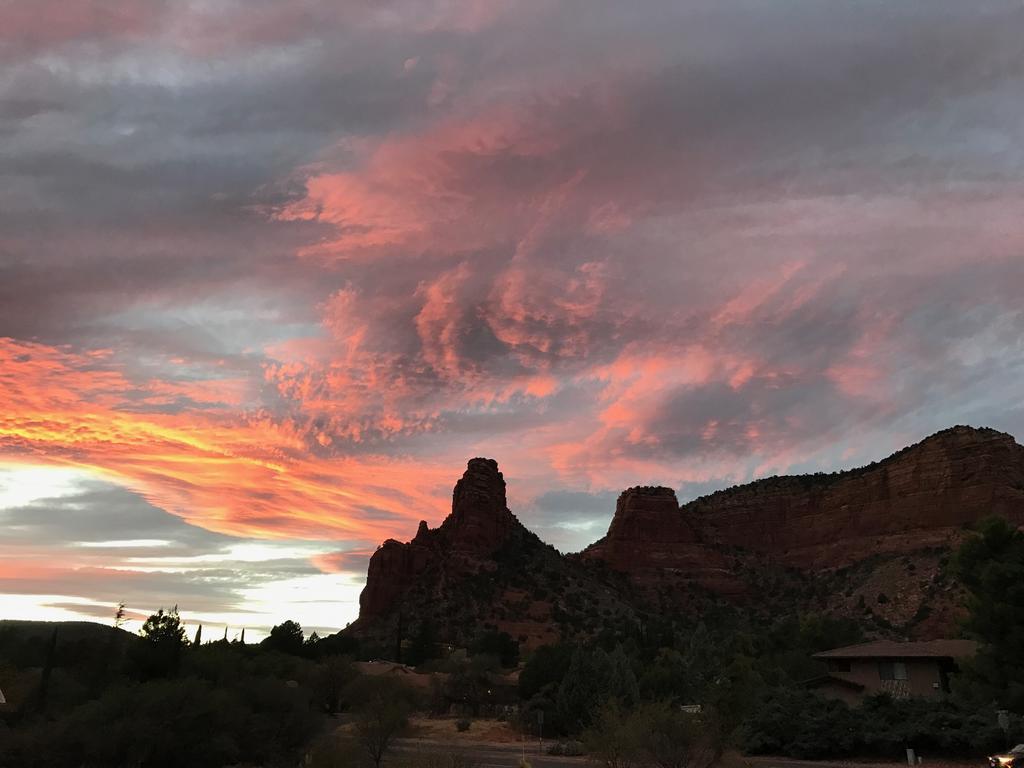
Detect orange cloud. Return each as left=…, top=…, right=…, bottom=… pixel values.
left=0, top=337, right=453, bottom=543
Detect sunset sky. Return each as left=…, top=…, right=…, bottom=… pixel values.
left=2, top=0, right=1023, bottom=638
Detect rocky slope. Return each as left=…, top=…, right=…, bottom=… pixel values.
left=349, top=458, right=640, bottom=653
left=349, top=426, right=1024, bottom=650
left=579, top=486, right=746, bottom=598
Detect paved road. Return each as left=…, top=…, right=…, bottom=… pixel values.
left=393, top=742, right=940, bottom=768
left=393, top=738, right=587, bottom=768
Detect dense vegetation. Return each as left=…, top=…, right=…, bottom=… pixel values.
left=3, top=516, right=1024, bottom=767
left=0, top=611, right=363, bottom=768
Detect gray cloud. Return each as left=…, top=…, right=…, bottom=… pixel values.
left=1, top=0, right=1024, bottom=606
left=0, top=481, right=233, bottom=552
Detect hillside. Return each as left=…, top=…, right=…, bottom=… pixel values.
left=348, top=458, right=642, bottom=654
left=346, top=426, right=1024, bottom=651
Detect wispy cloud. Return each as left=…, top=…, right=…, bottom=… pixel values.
left=2, top=0, right=1023, bottom=627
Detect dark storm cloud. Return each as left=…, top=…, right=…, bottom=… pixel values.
left=0, top=481, right=232, bottom=552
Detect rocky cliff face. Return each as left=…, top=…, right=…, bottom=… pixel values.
left=357, top=457, right=519, bottom=621
left=442, top=457, right=518, bottom=552
left=349, top=426, right=1024, bottom=649
left=351, top=457, right=641, bottom=650
left=580, top=486, right=745, bottom=597
left=688, top=426, right=1024, bottom=568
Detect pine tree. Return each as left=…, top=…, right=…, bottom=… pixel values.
left=607, top=645, right=640, bottom=706
left=193, top=624, right=203, bottom=646
left=955, top=517, right=1024, bottom=710
left=557, top=647, right=604, bottom=731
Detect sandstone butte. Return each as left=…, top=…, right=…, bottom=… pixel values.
left=357, top=457, right=521, bottom=622
left=349, top=425, right=1024, bottom=644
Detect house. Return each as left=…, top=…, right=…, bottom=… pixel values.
left=806, top=639, right=978, bottom=704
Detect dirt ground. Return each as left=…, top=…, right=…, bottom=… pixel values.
left=406, top=716, right=523, bottom=745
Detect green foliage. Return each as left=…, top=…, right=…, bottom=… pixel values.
left=556, top=645, right=640, bottom=732
left=433, top=649, right=500, bottom=716
left=519, top=643, right=573, bottom=700
left=584, top=700, right=719, bottom=768
left=955, top=516, right=1024, bottom=711
left=311, top=655, right=358, bottom=713
left=643, top=702, right=718, bottom=768
left=406, top=619, right=440, bottom=667
left=738, top=688, right=858, bottom=758
left=739, top=689, right=1023, bottom=760
left=1, top=673, right=322, bottom=768
left=583, top=699, right=647, bottom=768
left=0, top=624, right=371, bottom=768
left=470, top=630, right=519, bottom=668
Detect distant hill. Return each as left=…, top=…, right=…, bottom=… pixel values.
left=344, top=426, right=1024, bottom=654
left=0, top=620, right=136, bottom=645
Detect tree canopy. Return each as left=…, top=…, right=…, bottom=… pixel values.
left=955, top=516, right=1024, bottom=711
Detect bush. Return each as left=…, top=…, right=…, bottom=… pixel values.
left=738, top=688, right=1021, bottom=760
left=2, top=674, right=322, bottom=768
left=547, top=740, right=586, bottom=757
left=456, top=718, right=471, bottom=732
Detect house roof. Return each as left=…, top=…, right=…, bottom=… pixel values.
left=354, top=660, right=416, bottom=676
left=813, top=639, right=978, bottom=660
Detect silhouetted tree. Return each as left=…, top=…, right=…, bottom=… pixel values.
left=136, top=606, right=187, bottom=678
left=262, top=620, right=304, bottom=655
left=471, top=629, right=519, bottom=668
left=140, top=606, right=186, bottom=646
left=353, top=684, right=411, bottom=768
left=405, top=620, right=439, bottom=667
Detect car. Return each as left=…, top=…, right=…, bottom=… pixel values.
left=989, top=745, right=1024, bottom=768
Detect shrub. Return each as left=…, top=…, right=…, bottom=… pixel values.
left=456, top=719, right=471, bottom=732
left=561, top=741, right=585, bottom=756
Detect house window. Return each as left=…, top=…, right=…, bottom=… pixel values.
left=831, top=660, right=851, bottom=673
left=878, top=661, right=908, bottom=681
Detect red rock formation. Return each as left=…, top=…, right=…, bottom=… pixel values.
left=350, top=426, right=1024, bottom=644
left=690, top=426, right=1024, bottom=568
left=441, top=457, right=517, bottom=552
left=581, top=486, right=745, bottom=596
left=357, top=457, right=518, bottom=620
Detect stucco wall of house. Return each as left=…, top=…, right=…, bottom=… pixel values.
left=826, top=658, right=946, bottom=699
